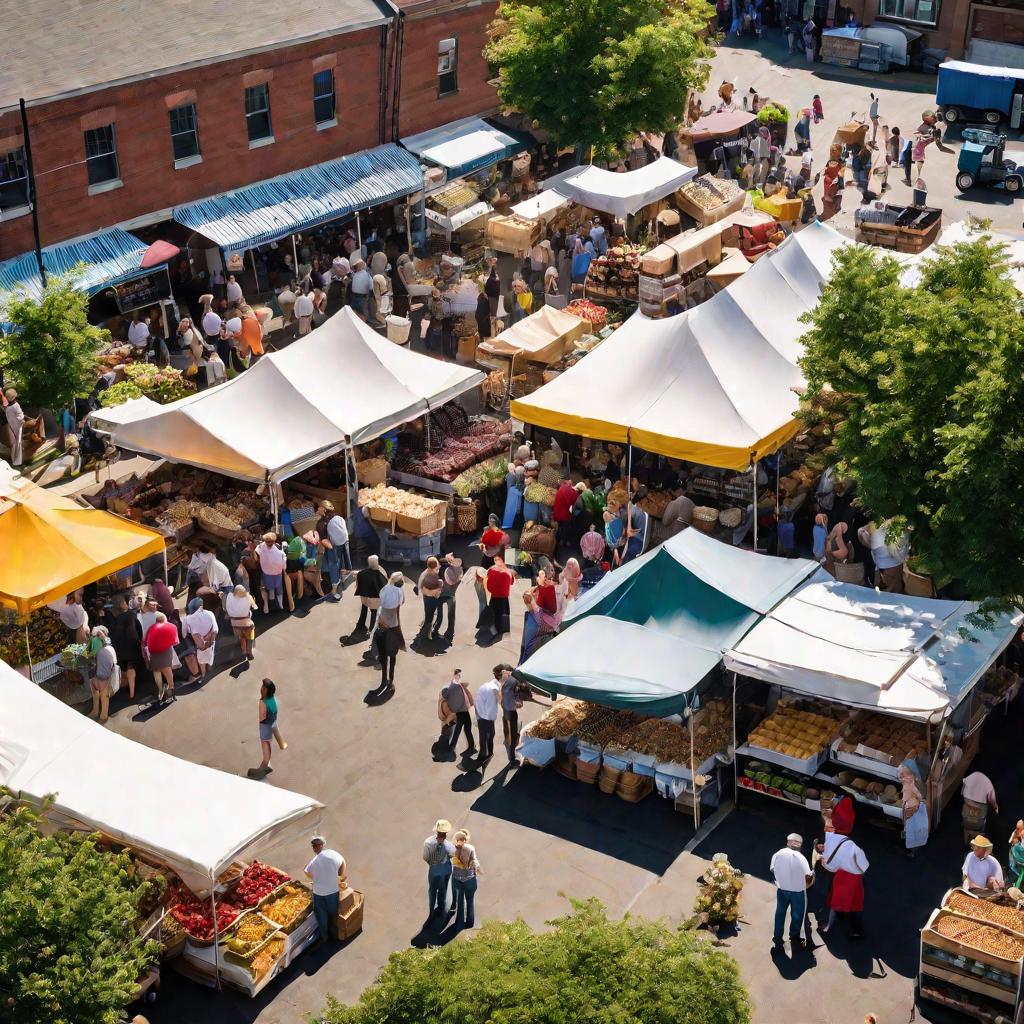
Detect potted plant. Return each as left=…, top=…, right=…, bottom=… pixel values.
left=757, top=101, right=789, bottom=147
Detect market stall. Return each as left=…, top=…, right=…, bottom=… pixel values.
left=855, top=203, right=943, bottom=254
left=477, top=305, right=588, bottom=376
left=547, top=157, right=697, bottom=220
left=677, top=110, right=758, bottom=172
left=423, top=186, right=493, bottom=263
left=676, top=174, right=747, bottom=227
left=0, top=660, right=335, bottom=995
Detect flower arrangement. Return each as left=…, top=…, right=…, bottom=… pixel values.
left=694, top=853, right=743, bottom=928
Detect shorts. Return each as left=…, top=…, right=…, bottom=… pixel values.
left=286, top=559, right=304, bottom=574
left=263, top=572, right=284, bottom=597
left=194, top=644, right=216, bottom=667
left=259, top=719, right=277, bottom=742
left=149, top=647, right=173, bottom=671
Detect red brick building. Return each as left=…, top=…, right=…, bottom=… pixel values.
left=0, top=0, right=501, bottom=262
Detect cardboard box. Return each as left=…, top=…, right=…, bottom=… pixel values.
left=336, top=889, right=364, bottom=941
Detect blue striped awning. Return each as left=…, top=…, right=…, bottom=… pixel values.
left=173, top=143, right=423, bottom=252
left=0, top=228, right=149, bottom=302
left=401, top=117, right=530, bottom=179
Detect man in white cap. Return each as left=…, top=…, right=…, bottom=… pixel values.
left=2, top=387, right=25, bottom=466
left=423, top=819, right=455, bottom=918
left=963, top=835, right=1003, bottom=891
left=770, top=833, right=813, bottom=950
left=304, top=835, right=346, bottom=943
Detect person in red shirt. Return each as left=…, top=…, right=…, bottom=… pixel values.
left=144, top=611, right=179, bottom=703
left=478, top=514, right=508, bottom=570
left=552, top=478, right=580, bottom=552
left=484, top=557, right=515, bottom=638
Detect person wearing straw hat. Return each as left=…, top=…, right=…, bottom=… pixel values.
left=770, top=833, right=813, bottom=951
left=963, top=836, right=1004, bottom=891
left=304, top=835, right=346, bottom=943
left=423, top=819, right=456, bottom=918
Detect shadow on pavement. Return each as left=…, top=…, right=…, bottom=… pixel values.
left=471, top=767, right=694, bottom=875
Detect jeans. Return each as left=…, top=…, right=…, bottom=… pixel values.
left=503, top=709, right=520, bottom=761
left=418, top=596, right=442, bottom=639
left=439, top=595, right=456, bottom=640
left=451, top=710, right=475, bottom=751
left=428, top=863, right=452, bottom=915
left=313, top=890, right=339, bottom=941
left=477, top=717, right=496, bottom=759
left=324, top=546, right=340, bottom=587
left=774, top=889, right=805, bottom=942
left=453, top=875, right=477, bottom=926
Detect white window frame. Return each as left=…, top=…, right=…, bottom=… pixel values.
left=313, top=69, right=337, bottom=128
left=169, top=103, right=201, bottom=167
left=245, top=83, right=274, bottom=146
left=438, top=37, right=458, bottom=97
left=84, top=124, right=121, bottom=192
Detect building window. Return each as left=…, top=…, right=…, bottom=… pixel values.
left=84, top=124, right=120, bottom=185
left=313, top=69, right=336, bottom=126
left=438, top=37, right=458, bottom=96
left=879, top=0, right=938, bottom=24
left=0, top=146, right=29, bottom=211
left=245, top=84, right=273, bottom=143
left=169, top=103, right=200, bottom=162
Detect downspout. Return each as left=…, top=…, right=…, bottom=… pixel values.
left=378, top=23, right=389, bottom=145
left=375, top=0, right=402, bottom=145
left=392, top=9, right=406, bottom=141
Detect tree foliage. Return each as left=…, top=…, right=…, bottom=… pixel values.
left=0, top=799, right=158, bottom=1024
left=319, top=898, right=751, bottom=1024
left=799, top=235, right=1024, bottom=606
left=0, top=269, right=106, bottom=412
left=486, top=0, right=715, bottom=159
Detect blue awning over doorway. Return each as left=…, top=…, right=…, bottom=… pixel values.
left=172, top=143, right=423, bottom=252
left=401, top=117, right=530, bottom=179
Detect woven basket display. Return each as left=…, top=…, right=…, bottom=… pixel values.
left=520, top=523, right=556, bottom=557
left=718, top=507, right=743, bottom=529
left=692, top=507, right=718, bottom=534
left=576, top=759, right=601, bottom=784
left=455, top=501, right=478, bottom=533
left=196, top=507, right=242, bottom=540
left=597, top=764, right=622, bottom=794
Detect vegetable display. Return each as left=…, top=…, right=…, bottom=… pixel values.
left=235, top=861, right=290, bottom=908
left=396, top=418, right=512, bottom=483
left=227, top=915, right=275, bottom=954
left=170, top=892, right=243, bottom=942
left=358, top=485, right=446, bottom=523
left=678, top=174, right=743, bottom=213
left=261, top=884, right=312, bottom=931
left=451, top=456, right=509, bottom=498
left=250, top=936, right=287, bottom=981
left=565, top=299, right=608, bottom=326
left=0, top=608, right=67, bottom=666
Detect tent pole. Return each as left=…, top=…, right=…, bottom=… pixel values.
left=405, top=203, right=413, bottom=256
left=356, top=211, right=363, bottom=254
left=212, top=891, right=223, bottom=991
left=24, top=621, right=33, bottom=676
left=751, top=460, right=759, bottom=553
left=250, top=249, right=260, bottom=295
left=291, top=235, right=300, bottom=285
left=775, top=457, right=781, bottom=556
left=162, top=548, right=168, bottom=586
left=688, top=696, right=699, bottom=832
left=625, top=437, right=633, bottom=563
left=732, top=671, right=739, bottom=810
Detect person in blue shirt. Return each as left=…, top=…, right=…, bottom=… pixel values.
left=589, top=218, right=608, bottom=256
left=571, top=239, right=593, bottom=285
left=812, top=513, right=829, bottom=563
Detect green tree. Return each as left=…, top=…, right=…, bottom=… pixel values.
left=318, top=898, right=751, bottom=1024
left=799, top=235, right=1024, bottom=606
left=485, top=0, right=715, bottom=160
left=0, top=268, right=106, bottom=413
left=0, top=799, right=158, bottom=1024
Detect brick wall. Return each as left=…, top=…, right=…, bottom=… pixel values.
left=0, top=28, right=386, bottom=258
left=394, top=0, right=499, bottom=138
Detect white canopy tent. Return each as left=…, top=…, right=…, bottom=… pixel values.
left=724, top=576, right=1022, bottom=722
left=510, top=189, right=570, bottom=222
left=0, top=660, right=321, bottom=893
left=512, top=221, right=848, bottom=470
left=544, top=158, right=697, bottom=219
left=478, top=305, right=587, bottom=365
left=97, top=308, right=484, bottom=483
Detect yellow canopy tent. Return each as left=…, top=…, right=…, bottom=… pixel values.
left=0, top=462, right=165, bottom=614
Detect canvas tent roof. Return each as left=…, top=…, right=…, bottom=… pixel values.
left=724, top=577, right=1022, bottom=721
left=0, top=461, right=165, bottom=614
left=98, top=308, right=484, bottom=482
left=477, top=305, right=586, bottom=365
left=0, top=661, right=321, bottom=893
left=516, top=530, right=819, bottom=713
left=511, top=221, right=847, bottom=470
left=510, top=189, right=570, bottom=222
left=546, top=157, right=697, bottom=218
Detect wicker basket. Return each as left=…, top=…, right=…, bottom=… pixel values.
left=553, top=753, right=577, bottom=780
left=455, top=501, right=478, bottom=533
left=576, top=758, right=601, bottom=784
left=597, top=764, right=622, bottom=794
left=538, top=465, right=561, bottom=488
left=718, top=507, right=743, bottom=529
left=903, top=566, right=935, bottom=597
left=692, top=507, right=718, bottom=534
left=617, top=776, right=655, bottom=803
left=195, top=507, right=242, bottom=540
left=833, top=561, right=865, bottom=585
left=520, top=523, right=556, bottom=557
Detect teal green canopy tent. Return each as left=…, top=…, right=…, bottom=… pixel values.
left=516, top=530, right=819, bottom=714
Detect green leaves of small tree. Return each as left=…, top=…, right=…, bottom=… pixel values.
left=0, top=268, right=105, bottom=412
left=799, top=237, right=1024, bottom=607
left=318, top=898, right=751, bottom=1024
left=486, top=0, right=715, bottom=160
left=0, top=800, right=157, bottom=1024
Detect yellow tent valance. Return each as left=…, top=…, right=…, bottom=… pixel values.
left=0, top=463, right=165, bottom=614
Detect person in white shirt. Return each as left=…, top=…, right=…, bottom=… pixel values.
left=475, top=667, right=502, bottom=761
left=127, top=312, right=151, bottom=354
left=348, top=258, right=372, bottom=317
left=2, top=388, right=25, bottom=466
left=770, top=833, right=814, bottom=948
left=48, top=589, right=89, bottom=642
left=225, top=275, right=243, bottom=305
left=277, top=284, right=297, bottom=336
left=304, top=836, right=346, bottom=942
left=256, top=532, right=288, bottom=613
left=182, top=597, right=218, bottom=682
left=962, top=770, right=998, bottom=843
left=820, top=831, right=869, bottom=937
left=857, top=520, right=909, bottom=592
left=200, top=295, right=223, bottom=346
left=325, top=508, right=351, bottom=594
left=963, top=835, right=1004, bottom=890
left=294, top=290, right=315, bottom=336
left=225, top=583, right=257, bottom=660
left=424, top=819, right=455, bottom=917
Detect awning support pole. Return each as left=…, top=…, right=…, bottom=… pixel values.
left=356, top=211, right=363, bottom=254
left=732, top=671, right=739, bottom=810
left=211, top=892, right=222, bottom=991
left=752, top=461, right=759, bottom=553
left=347, top=440, right=358, bottom=530
left=269, top=481, right=279, bottom=532
left=24, top=621, right=33, bottom=675
left=250, top=249, right=260, bottom=295
left=926, top=719, right=949, bottom=829
left=688, top=696, right=699, bottom=831
left=775, top=457, right=781, bottom=556
left=625, top=437, right=633, bottom=563
left=291, top=235, right=300, bottom=285
left=162, top=548, right=169, bottom=586
left=405, top=203, right=414, bottom=256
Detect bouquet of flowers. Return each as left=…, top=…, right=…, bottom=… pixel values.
left=694, top=853, right=743, bottom=928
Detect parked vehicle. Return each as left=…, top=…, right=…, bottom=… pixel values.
left=936, top=61, right=1024, bottom=128
left=955, top=128, right=1024, bottom=194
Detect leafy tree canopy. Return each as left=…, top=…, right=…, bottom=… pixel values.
left=799, top=235, right=1024, bottom=607
left=319, top=898, right=751, bottom=1024
left=486, top=0, right=715, bottom=159
left=0, top=797, right=158, bottom=1024
left=0, top=268, right=106, bottom=412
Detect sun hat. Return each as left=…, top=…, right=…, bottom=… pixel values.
left=434, top=819, right=452, bottom=833
left=971, top=835, right=994, bottom=849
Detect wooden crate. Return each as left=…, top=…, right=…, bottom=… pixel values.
left=922, top=908, right=1024, bottom=976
